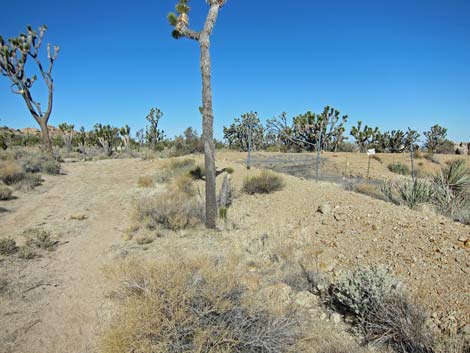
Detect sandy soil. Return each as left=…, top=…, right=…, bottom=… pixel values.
left=0, top=152, right=469, bottom=353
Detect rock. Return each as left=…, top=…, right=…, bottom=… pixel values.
left=458, top=236, right=468, bottom=243
left=317, top=204, right=332, bottom=215
left=293, top=291, right=319, bottom=309
left=330, top=313, right=342, bottom=324
left=460, top=324, right=470, bottom=336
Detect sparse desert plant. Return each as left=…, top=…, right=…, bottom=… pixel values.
left=0, top=238, right=18, bottom=255
left=353, top=182, right=386, bottom=200
left=155, top=158, right=196, bottom=183
left=243, top=170, right=285, bottom=195
left=0, top=184, right=13, bottom=200
left=388, top=162, right=410, bottom=175
left=330, top=266, right=402, bottom=319
left=134, top=189, right=204, bottom=231
left=396, top=179, right=431, bottom=209
left=433, top=160, right=469, bottom=193
left=329, top=266, right=434, bottom=353
left=134, top=233, right=156, bottom=245
left=23, top=229, right=57, bottom=250
left=42, top=160, right=61, bottom=175
left=17, top=246, right=38, bottom=259
left=137, top=175, right=155, bottom=188
left=225, top=166, right=234, bottom=174
left=0, top=160, right=25, bottom=185
left=171, top=175, right=196, bottom=196
left=364, top=292, right=434, bottom=353
left=98, top=256, right=299, bottom=353
left=424, top=153, right=440, bottom=164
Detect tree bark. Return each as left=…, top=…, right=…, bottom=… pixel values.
left=38, top=119, right=53, bottom=154
left=199, top=3, right=220, bottom=229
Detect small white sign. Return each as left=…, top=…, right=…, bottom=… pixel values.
left=367, top=149, right=376, bottom=156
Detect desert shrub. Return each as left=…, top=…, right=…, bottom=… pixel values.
left=242, top=170, right=285, bottom=195
left=396, top=179, right=431, bottom=209
left=330, top=266, right=402, bottom=319
left=155, top=158, right=196, bottom=183
left=364, top=293, right=434, bottom=353
left=353, top=182, right=387, bottom=201
left=14, top=173, right=42, bottom=191
left=98, top=257, right=299, bottom=353
left=134, top=233, right=155, bottom=245
left=23, top=229, right=57, bottom=250
left=414, top=150, right=424, bottom=159
left=329, top=267, right=434, bottom=353
left=0, top=184, right=13, bottom=200
left=17, top=246, right=38, bottom=259
left=171, top=175, right=196, bottom=196
left=225, top=166, right=234, bottom=174
left=42, top=160, right=61, bottom=175
left=137, top=175, right=155, bottom=188
left=134, top=189, right=204, bottom=231
left=0, top=160, right=25, bottom=185
left=265, top=145, right=281, bottom=152
left=388, top=162, right=410, bottom=175
left=0, top=238, right=18, bottom=255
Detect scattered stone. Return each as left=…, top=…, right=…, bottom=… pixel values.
left=293, top=291, right=319, bottom=309
left=460, top=324, right=470, bottom=336
left=317, top=204, right=332, bottom=215
left=330, top=313, right=342, bottom=324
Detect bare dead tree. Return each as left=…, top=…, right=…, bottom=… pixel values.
left=0, top=25, right=60, bottom=154
left=168, top=0, right=227, bottom=229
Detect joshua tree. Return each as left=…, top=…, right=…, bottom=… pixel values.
left=145, top=108, right=164, bottom=150
left=136, top=128, right=145, bottom=150
left=424, top=124, right=448, bottom=154
left=120, top=124, right=131, bottom=152
left=0, top=25, right=59, bottom=154
left=58, top=122, right=75, bottom=154
left=266, top=112, right=297, bottom=151
left=168, top=0, right=227, bottom=229
left=223, top=112, right=265, bottom=151
left=94, top=123, right=118, bottom=156
left=350, top=121, right=381, bottom=152
left=77, top=126, right=87, bottom=154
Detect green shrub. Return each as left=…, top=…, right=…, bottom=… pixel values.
left=0, top=184, right=13, bottom=200
left=42, top=160, right=61, bottom=175
left=17, top=246, right=38, bottom=259
left=188, top=165, right=205, bottom=180
left=242, top=170, right=285, bottom=195
left=388, top=162, right=410, bottom=175
left=0, top=238, right=18, bottom=255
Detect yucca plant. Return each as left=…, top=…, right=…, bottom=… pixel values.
left=396, top=179, right=431, bottom=210
left=433, top=159, right=470, bottom=193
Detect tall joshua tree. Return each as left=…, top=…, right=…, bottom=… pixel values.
left=0, top=25, right=59, bottom=154
left=168, top=0, right=226, bottom=229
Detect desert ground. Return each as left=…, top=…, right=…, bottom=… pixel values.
left=0, top=151, right=469, bottom=353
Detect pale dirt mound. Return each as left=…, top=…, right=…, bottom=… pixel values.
left=0, top=153, right=468, bottom=353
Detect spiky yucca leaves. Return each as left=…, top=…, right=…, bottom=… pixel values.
left=433, top=160, right=470, bottom=193
left=396, top=179, right=431, bottom=210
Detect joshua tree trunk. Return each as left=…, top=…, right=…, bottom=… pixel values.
left=199, top=4, right=220, bottom=229
left=38, top=119, right=53, bottom=153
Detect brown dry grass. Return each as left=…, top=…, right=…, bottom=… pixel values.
left=137, top=175, right=155, bottom=188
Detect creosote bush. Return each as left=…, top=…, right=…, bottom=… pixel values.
left=388, top=162, right=410, bottom=175
left=242, top=170, right=285, bottom=195
left=99, top=256, right=299, bottom=353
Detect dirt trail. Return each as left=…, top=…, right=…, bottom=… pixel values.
left=1, top=159, right=149, bottom=353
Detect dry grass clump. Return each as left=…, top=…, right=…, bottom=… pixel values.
left=387, top=163, right=410, bottom=175
left=352, top=182, right=387, bottom=201
left=23, top=228, right=57, bottom=251
left=243, top=170, right=285, bottom=195
left=99, top=256, right=300, bottom=353
left=0, top=238, right=18, bottom=255
left=137, top=175, right=155, bottom=188
left=0, top=184, right=13, bottom=200
left=155, top=158, right=196, bottom=183
left=0, top=160, right=43, bottom=191
left=134, top=189, right=204, bottom=231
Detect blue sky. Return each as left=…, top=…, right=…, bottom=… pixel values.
left=1, top=0, right=469, bottom=141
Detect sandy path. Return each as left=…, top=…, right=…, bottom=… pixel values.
left=1, top=159, right=149, bottom=353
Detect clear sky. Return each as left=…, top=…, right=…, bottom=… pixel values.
left=1, top=0, right=469, bottom=141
